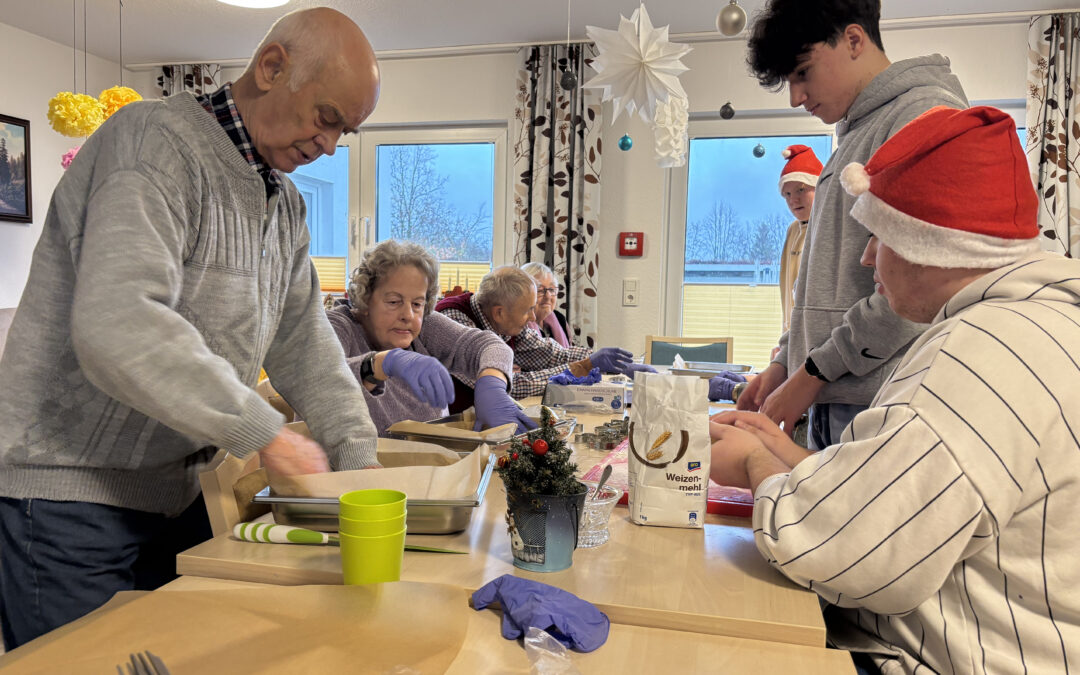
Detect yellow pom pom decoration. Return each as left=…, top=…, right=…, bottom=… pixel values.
left=99, top=86, right=142, bottom=119
left=47, top=92, right=105, bottom=138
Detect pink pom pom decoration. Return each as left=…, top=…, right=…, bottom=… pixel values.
left=61, top=146, right=81, bottom=170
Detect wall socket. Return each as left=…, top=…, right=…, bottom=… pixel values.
left=622, top=278, right=639, bottom=306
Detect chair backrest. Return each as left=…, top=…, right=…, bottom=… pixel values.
left=645, top=335, right=733, bottom=366
left=311, top=256, right=348, bottom=293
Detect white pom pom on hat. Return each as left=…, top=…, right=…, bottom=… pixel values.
left=840, top=162, right=871, bottom=196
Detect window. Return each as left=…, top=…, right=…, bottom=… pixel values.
left=665, top=116, right=834, bottom=370
left=360, top=127, right=507, bottom=294
left=291, top=145, right=352, bottom=258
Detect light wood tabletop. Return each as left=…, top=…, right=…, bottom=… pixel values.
left=178, top=402, right=828, bottom=648
left=161, top=576, right=855, bottom=674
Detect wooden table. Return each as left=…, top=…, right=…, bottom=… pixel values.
left=178, top=406, right=828, bottom=648
left=161, top=577, right=854, bottom=674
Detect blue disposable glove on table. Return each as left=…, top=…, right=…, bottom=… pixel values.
left=589, top=347, right=633, bottom=374
left=472, top=375, right=537, bottom=434
left=619, top=363, right=657, bottom=377
left=382, top=348, right=455, bottom=409
left=471, top=574, right=610, bottom=652
left=708, top=370, right=747, bottom=401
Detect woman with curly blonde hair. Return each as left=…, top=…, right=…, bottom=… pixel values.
left=327, top=240, right=534, bottom=435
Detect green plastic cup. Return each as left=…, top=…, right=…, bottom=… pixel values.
left=339, top=528, right=406, bottom=585
left=339, top=513, right=407, bottom=537
left=339, top=489, right=407, bottom=521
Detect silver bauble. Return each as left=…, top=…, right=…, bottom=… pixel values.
left=716, top=1, right=747, bottom=37
left=753, top=143, right=766, bottom=158
left=560, top=70, right=578, bottom=91
left=719, top=102, right=735, bottom=119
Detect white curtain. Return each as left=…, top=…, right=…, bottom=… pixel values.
left=511, top=44, right=603, bottom=348
left=1025, top=13, right=1080, bottom=257
left=157, top=64, right=222, bottom=97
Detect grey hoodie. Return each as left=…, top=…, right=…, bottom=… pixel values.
left=775, top=54, right=968, bottom=405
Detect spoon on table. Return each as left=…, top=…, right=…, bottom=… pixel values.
left=592, top=464, right=613, bottom=501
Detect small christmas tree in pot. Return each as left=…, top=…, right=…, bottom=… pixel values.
left=497, top=406, right=587, bottom=572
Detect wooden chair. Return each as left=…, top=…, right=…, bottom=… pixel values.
left=645, top=335, right=734, bottom=366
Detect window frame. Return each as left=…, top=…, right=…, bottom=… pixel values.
left=662, top=114, right=835, bottom=336
left=357, top=125, right=509, bottom=267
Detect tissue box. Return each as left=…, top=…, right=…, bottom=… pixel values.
left=542, top=382, right=626, bottom=413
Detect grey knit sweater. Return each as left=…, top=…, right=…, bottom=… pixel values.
left=326, top=304, right=514, bottom=436
left=0, top=92, right=378, bottom=515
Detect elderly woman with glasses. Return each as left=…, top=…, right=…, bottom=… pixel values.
left=327, top=240, right=535, bottom=436
left=521, top=262, right=572, bottom=347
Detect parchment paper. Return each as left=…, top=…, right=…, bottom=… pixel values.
left=0, top=583, right=469, bottom=674
left=272, top=424, right=491, bottom=501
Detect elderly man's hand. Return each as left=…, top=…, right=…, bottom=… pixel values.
left=259, top=427, right=331, bottom=478
left=711, top=410, right=812, bottom=468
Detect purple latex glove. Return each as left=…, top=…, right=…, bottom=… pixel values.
left=472, top=375, right=537, bottom=434
left=619, top=363, right=657, bottom=377
left=382, top=348, right=455, bottom=409
left=472, top=574, right=610, bottom=652
left=589, top=347, right=633, bottom=374
left=708, top=371, right=746, bottom=401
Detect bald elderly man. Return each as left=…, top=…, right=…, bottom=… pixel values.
left=0, top=8, right=381, bottom=647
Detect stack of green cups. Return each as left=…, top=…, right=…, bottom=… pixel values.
left=338, top=489, right=407, bottom=585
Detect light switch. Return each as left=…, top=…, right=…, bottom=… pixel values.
left=622, top=278, right=639, bottom=306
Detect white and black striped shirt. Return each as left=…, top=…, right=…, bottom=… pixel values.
left=754, top=253, right=1080, bottom=674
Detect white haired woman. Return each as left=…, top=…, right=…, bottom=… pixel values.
left=520, top=262, right=572, bottom=347
left=327, top=240, right=534, bottom=435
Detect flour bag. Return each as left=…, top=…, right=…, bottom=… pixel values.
left=627, top=372, right=710, bottom=528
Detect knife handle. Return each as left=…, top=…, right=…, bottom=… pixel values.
left=233, top=522, right=330, bottom=545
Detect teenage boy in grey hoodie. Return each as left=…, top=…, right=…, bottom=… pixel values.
left=736, top=0, right=968, bottom=449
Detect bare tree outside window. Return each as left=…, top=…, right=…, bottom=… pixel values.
left=379, top=144, right=493, bottom=262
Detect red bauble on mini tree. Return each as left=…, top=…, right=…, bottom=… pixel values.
left=496, top=406, right=577, bottom=498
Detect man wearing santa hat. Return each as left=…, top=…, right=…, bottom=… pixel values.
left=709, top=106, right=1080, bottom=674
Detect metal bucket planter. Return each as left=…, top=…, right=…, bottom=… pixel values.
left=505, top=484, right=587, bottom=572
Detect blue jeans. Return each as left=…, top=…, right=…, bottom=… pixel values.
left=808, top=403, right=866, bottom=450
left=0, top=495, right=211, bottom=650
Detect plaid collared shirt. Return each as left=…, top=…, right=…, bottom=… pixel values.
left=197, top=83, right=281, bottom=194
left=438, top=295, right=591, bottom=398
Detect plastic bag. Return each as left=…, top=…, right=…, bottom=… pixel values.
left=524, top=627, right=581, bottom=675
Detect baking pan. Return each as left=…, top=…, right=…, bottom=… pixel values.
left=386, top=412, right=576, bottom=454
left=670, top=361, right=753, bottom=378
left=252, top=454, right=495, bottom=534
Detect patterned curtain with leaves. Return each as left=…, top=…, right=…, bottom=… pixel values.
left=512, top=44, right=603, bottom=348
left=157, top=64, right=222, bottom=97
left=1026, top=13, right=1080, bottom=257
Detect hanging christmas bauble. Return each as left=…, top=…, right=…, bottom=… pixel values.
left=618, top=134, right=633, bottom=151
left=532, top=439, right=549, bottom=455
left=560, top=70, right=578, bottom=91
left=753, top=143, right=766, bottom=158
left=719, top=102, right=735, bottom=120
left=716, top=0, right=747, bottom=37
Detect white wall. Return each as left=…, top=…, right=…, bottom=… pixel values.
left=0, top=22, right=145, bottom=308
left=0, top=19, right=1032, bottom=347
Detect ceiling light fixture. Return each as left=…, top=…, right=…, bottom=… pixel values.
left=216, top=0, right=290, bottom=8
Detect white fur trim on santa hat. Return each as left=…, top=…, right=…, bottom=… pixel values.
left=840, top=162, right=871, bottom=196
left=778, top=172, right=818, bottom=192
left=851, top=192, right=1041, bottom=269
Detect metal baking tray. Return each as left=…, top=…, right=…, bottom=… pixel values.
left=386, top=412, right=576, bottom=455
left=670, top=361, right=754, bottom=378
left=252, top=454, right=495, bottom=534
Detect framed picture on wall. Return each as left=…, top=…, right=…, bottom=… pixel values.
left=0, top=114, right=32, bottom=223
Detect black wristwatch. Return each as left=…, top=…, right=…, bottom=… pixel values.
left=360, top=353, right=385, bottom=393
left=804, top=355, right=830, bottom=383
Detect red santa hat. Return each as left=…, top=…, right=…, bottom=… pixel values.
left=840, top=106, right=1040, bottom=269
left=778, top=144, right=823, bottom=192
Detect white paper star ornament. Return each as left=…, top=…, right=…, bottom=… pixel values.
left=584, top=4, right=692, bottom=124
